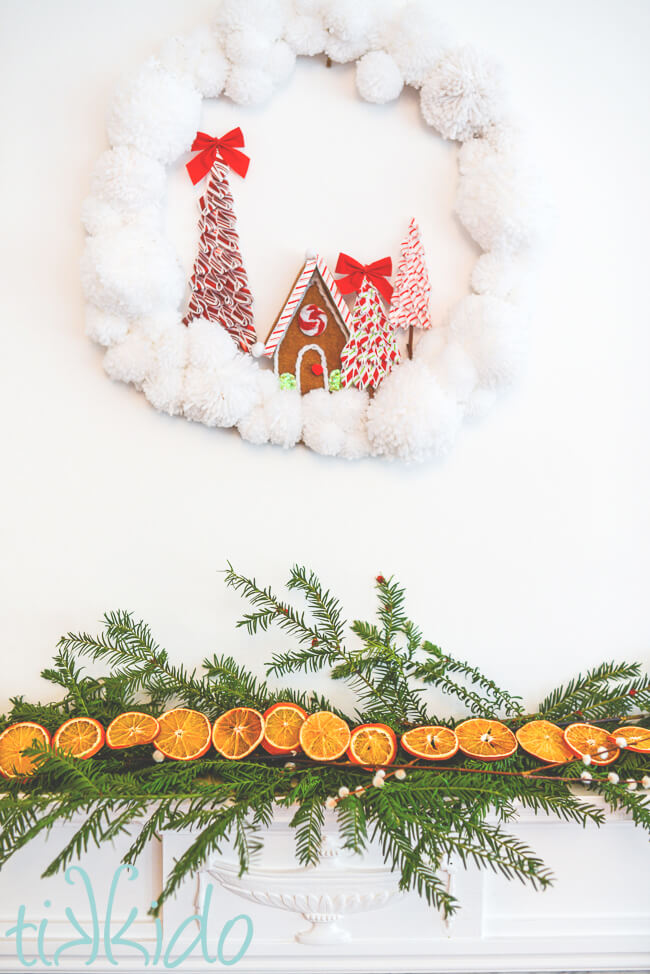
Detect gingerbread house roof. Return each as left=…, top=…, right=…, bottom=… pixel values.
left=263, top=254, right=351, bottom=358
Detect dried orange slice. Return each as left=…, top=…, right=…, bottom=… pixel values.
left=0, top=722, right=50, bottom=778
left=212, top=707, right=265, bottom=760
left=299, top=711, right=350, bottom=761
left=456, top=718, right=517, bottom=762
left=515, top=720, right=575, bottom=763
left=156, top=708, right=212, bottom=761
left=563, top=723, right=620, bottom=765
left=608, top=726, right=650, bottom=754
left=348, top=723, right=397, bottom=766
left=52, top=717, right=105, bottom=759
left=401, top=725, right=459, bottom=761
left=106, top=712, right=160, bottom=749
left=262, top=702, right=307, bottom=755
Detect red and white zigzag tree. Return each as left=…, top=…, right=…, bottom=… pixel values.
left=389, top=218, right=432, bottom=359
left=336, top=254, right=400, bottom=392
left=183, top=129, right=256, bottom=353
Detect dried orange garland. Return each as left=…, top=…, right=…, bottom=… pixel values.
left=0, top=707, right=648, bottom=780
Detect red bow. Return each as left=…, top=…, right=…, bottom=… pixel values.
left=335, top=253, right=393, bottom=302
left=185, top=128, right=250, bottom=184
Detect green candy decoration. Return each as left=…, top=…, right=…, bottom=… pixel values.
left=329, top=370, right=342, bottom=392
left=279, top=372, right=297, bottom=391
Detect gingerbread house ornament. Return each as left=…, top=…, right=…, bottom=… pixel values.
left=262, top=254, right=351, bottom=394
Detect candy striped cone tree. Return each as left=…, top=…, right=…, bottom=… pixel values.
left=341, top=278, right=400, bottom=391
left=183, top=158, right=256, bottom=353
left=389, top=218, right=432, bottom=359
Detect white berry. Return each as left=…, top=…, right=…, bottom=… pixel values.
left=580, top=771, right=592, bottom=782
left=376, top=768, right=386, bottom=778
left=395, top=769, right=407, bottom=781
left=338, top=786, right=350, bottom=798
left=152, top=749, right=164, bottom=763
left=607, top=772, right=620, bottom=784
left=626, top=779, right=638, bottom=792
left=325, top=796, right=337, bottom=808
left=615, top=737, right=627, bottom=748
left=641, top=775, right=650, bottom=789
left=582, top=754, right=592, bottom=766
left=372, top=772, right=385, bottom=788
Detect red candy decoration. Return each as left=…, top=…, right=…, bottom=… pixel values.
left=311, top=363, right=324, bottom=376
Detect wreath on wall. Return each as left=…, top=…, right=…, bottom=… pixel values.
left=81, top=0, right=540, bottom=462
left=0, top=566, right=648, bottom=918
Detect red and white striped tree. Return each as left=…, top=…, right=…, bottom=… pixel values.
left=389, top=218, right=432, bottom=359
left=336, top=254, right=400, bottom=392
left=183, top=129, right=256, bottom=353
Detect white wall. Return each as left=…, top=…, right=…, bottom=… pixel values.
left=0, top=0, right=649, bottom=966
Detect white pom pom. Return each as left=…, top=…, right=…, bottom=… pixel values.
left=325, top=796, right=337, bottom=808
left=159, top=27, right=229, bottom=97
left=152, top=749, right=165, bottom=763
left=81, top=226, right=184, bottom=318
left=283, top=13, right=327, bottom=56
left=582, top=754, right=592, bottom=767
left=215, top=0, right=287, bottom=40
left=580, top=771, right=592, bottom=782
left=225, top=64, right=273, bottom=105
left=607, top=772, right=620, bottom=784
left=463, top=385, right=497, bottom=422
left=183, top=351, right=262, bottom=429
left=423, top=337, right=478, bottom=402
left=266, top=39, right=296, bottom=84
left=91, top=147, right=166, bottom=212
left=356, top=51, right=403, bottom=104
left=224, top=28, right=272, bottom=66
left=106, top=58, right=201, bottom=164
left=322, top=0, right=374, bottom=62
left=304, top=246, right=317, bottom=259
left=81, top=196, right=162, bottom=236
left=187, top=317, right=239, bottom=370
left=449, top=295, right=525, bottom=391
left=394, top=769, right=407, bottom=781
left=471, top=253, right=521, bottom=300
left=338, top=786, right=350, bottom=798
left=457, top=139, right=539, bottom=254
left=367, top=360, right=462, bottom=462
left=85, top=306, right=129, bottom=347
left=385, top=2, right=448, bottom=88
left=103, top=332, right=155, bottom=388
left=251, top=341, right=265, bottom=358
left=615, top=736, right=627, bottom=748
left=302, top=387, right=370, bottom=459
left=420, top=46, right=503, bottom=142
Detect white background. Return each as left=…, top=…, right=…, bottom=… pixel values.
left=0, top=2, right=649, bottom=959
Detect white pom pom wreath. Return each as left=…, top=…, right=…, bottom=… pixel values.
left=356, top=51, right=403, bottom=104
left=83, top=9, right=536, bottom=462
left=420, top=47, right=503, bottom=142
left=106, top=59, right=201, bottom=164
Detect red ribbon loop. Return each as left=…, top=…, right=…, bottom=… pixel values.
left=335, top=253, right=393, bottom=302
left=185, top=128, right=250, bottom=184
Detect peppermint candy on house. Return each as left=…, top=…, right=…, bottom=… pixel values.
left=299, top=304, right=328, bottom=337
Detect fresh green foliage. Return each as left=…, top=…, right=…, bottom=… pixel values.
left=0, top=565, right=648, bottom=920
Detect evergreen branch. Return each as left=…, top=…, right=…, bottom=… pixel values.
left=413, top=641, right=525, bottom=717
left=537, top=661, right=644, bottom=720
